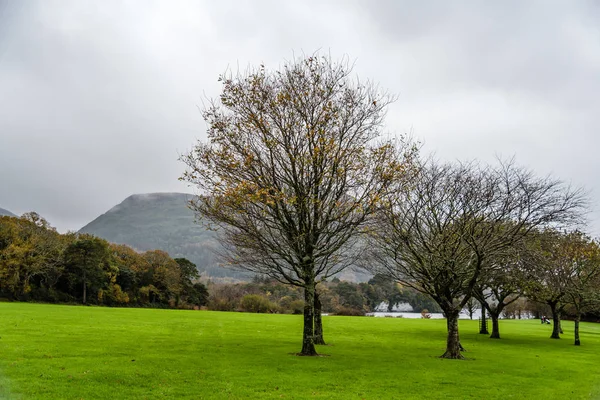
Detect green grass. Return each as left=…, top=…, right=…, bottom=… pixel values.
left=1, top=303, right=599, bottom=399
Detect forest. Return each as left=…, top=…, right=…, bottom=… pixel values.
left=0, top=213, right=208, bottom=308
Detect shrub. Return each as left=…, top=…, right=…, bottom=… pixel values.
left=421, top=309, right=431, bottom=319
left=239, top=294, right=275, bottom=313
left=209, top=298, right=236, bottom=311
left=335, top=306, right=365, bottom=316
left=287, top=300, right=305, bottom=315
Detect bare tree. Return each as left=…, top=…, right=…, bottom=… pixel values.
left=474, top=248, right=524, bottom=339
left=463, top=297, right=478, bottom=320
left=180, top=54, right=416, bottom=356
left=368, top=159, right=585, bottom=359
left=524, top=230, right=600, bottom=343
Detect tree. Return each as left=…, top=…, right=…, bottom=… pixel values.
left=564, top=236, right=600, bottom=345
left=0, top=215, right=65, bottom=299
left=63, top=235, right=111, bottom=304
left=143, top=250, right=182, bottom=305
left=175, top=257, right=208, bottom=306
left=524, top=230, right=600, bottom=343
left=464, top=297, right=478, bottom=320
left=180, top=54, right=416, bottom=355
left=474, top=248, right=524, bottom=339
left=368, top=159, right=585, bottom=359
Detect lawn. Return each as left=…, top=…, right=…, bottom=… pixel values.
left=0, top=303, right=599, bottom=399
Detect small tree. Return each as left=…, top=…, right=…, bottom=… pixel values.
left=566, top=242, right=600, bottom=345
left=475, top=248, right=524, bottom=339
left=464, top=297, right=478, bottom=320
left=181, top=54, right=416, bottom=355
left=522, top=230, right=597, bottom=341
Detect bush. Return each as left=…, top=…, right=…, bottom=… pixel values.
left=209, top=298, right=237, bottom=311
left=207, top=283, right=244, bottom=311
left=287, top=300, right=305, bottom=315
left=421, top=309, right=431, bottom=319
left=239, top=294, right=277, bottom=313
left=335, top=306, right=365, bottom=316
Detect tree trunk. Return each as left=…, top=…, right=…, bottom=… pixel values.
left=479, top=301, right=488, bottom=334
left=442, top=310, right=464, bottom=359
left=82, top=270, right=87, bottom=305
left=574, top=314, right=580, bottom=346
left=313, top=291, right=325, bottom=345
left=550, top=303, right=560, bottom=339
left=559, top=318, right=564, bottom=334
left=489, top=312, right=500, bottom=339
left=300, top=282, right=318, bottom=356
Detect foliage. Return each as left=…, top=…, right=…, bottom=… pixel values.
left=0, top=215, right=208, bottom=309
left=180, top=53, right=417, bottom=355
left=239, top=294, right=278, bottom=313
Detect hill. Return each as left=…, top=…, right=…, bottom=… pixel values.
left=0, top=207, right=16, bottom=217
left=79, top=193, right=241, bottom=278
left=79, top=192, right=370, bottom=282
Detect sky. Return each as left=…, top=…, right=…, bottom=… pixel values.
left=0, top=0, right=599, bottom=233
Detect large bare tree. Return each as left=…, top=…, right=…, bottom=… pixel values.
left=368, top=159, right=585, bottom=359
left=180, top=55, right=416, bottom=356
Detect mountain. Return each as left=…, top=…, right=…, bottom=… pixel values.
left=0, top=207, right=16, bottom=217
left=79, top=193, right=241, bottom=278
left=79, top=192, right=370, bottom=282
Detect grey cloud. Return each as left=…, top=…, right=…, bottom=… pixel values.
left=0, top=0, right=599, bottom=234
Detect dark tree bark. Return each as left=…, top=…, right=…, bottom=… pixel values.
left=559, top=318, right=564, bottom=334
left=442, top=310, right=464, bottom=359
left=301, top=283, right=317, bottom=356
left=574, top=315, right=581, bottom=346
left=549, top=302, right=561, bottom=339
left=313, top=291, right=325, bottom=345
left=446, top=316, right=466, bottom=352
left=479, top=301, right=489, bottom=334
left=489, top=312, right=500, bottom=339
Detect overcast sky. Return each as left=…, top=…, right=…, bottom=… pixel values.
left=1, top=0, right=599, bottom=233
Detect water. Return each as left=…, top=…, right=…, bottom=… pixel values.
left=366, top=309, right=483, bottom=319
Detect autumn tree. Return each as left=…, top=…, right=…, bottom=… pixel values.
left=180, top=54, right=416, bottom=355
left=368, top=159, right=585, bottom=359
left=564, top=235, right=600, bottom=345
left=0, top=214, right=65, bottom=298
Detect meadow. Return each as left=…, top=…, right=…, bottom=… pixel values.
left=1, top=303, right=599, bottom=399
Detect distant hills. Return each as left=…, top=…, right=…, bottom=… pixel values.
left=79, top=192, right=370, bottom=282
left=79, top=193, right=240, bottom=279
left=0, top=207, right=16, bottom=217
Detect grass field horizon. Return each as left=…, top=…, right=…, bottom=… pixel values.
left=1, top=303, right=599, bottom=399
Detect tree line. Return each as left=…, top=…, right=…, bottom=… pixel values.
left=206, top=274, right=441, bottom=315
left=180, top=53, right=592, bottom=358
left=0, top=213, right=208, bottom=308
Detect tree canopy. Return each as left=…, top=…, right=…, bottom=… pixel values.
left=181, top=54, right=417, bottom=355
